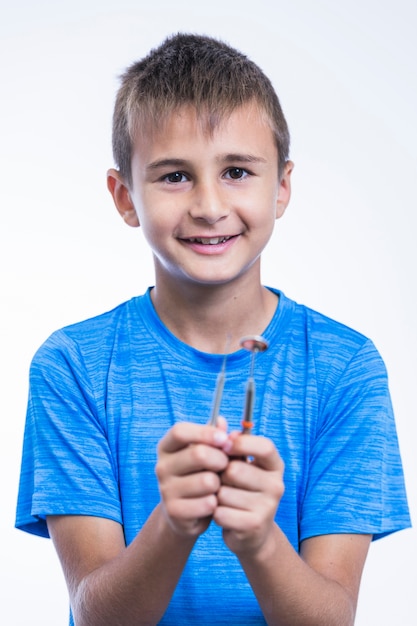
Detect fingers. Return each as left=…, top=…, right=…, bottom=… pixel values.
left=158, top=466, right=221, bottom=538
left=215, top=487, right=269, bottom=532
left=158, top=461, right=222, bottom=501
left=217, top=455, right=284, bottom=517
left=219, top=434, right=285, bottom=511
left=157, top=423, right=230, bottom=477
left=156, top=422, right=230, bottom=538
left=158, top=422, right=229, bottom=455
left=155, top=422, right=285, bottom=548
left=222, top=432, right=285, bottom=473
left=214, top=434, right=285, bottom=556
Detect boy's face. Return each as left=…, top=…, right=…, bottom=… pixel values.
left=108, top=103, right=292, bottom=291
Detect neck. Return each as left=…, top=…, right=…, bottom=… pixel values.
left=150, top=275, right=278, bottom=354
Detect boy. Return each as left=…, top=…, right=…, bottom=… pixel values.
left=16, top=33, right=410, bottom=625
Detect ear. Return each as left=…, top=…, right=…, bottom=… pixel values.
left=276, top=160, right=294, bottom=219
left=107, top=168, right=140, bottom=227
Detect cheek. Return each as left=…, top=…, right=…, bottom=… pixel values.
left=139, top=218, right=163, bottom=243
left=138, top=209, right=177, bottom=251
left=247, top=194, right=279, bottom=226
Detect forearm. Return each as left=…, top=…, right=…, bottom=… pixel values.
left=238, top=525, right=356, bottom=626
left=72, top=506, right=196, bottom=626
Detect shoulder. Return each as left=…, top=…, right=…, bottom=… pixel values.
left=280, top=292, right=368, bottom=346
left=30, top=294, right=147, bottom=381
left=276, top=291, right=387, bottom=383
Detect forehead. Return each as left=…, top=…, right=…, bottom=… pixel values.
left=132, top=102, right=277, bottom=161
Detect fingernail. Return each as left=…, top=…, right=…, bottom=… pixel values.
left=213, top=430, right=228, bottom=445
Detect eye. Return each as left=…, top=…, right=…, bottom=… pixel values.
left=225, top=167, right=248, bottom=180
left=164, top=171, right=188, bottom=184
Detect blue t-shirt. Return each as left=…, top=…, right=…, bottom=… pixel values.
left=16, top=288, right=411, bottom=624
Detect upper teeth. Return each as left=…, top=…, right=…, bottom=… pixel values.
left=189, top=236, right=231, bottom=244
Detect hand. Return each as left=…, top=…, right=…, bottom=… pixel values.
left=213, top=432, right=285, bottom=557
left=156, top=420, right=230, bottom=538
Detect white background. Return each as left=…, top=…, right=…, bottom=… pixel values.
left=1, top=0, right=416, bottom=624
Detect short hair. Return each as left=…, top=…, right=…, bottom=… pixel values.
left=112, top=33, right=290, bottom=185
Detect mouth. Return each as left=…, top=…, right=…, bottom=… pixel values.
left=185, top=235, right=234, bottom=245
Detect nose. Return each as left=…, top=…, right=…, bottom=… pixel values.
left=188, top=182, right=230, bottom=224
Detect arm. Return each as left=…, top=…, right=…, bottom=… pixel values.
left=215, top=433, right=371, bottom=626
left=47, top=422, right=230, bottom=626
left=240, top=528, right=370, bottom=626
left=47, top=508, right=194, bottom=626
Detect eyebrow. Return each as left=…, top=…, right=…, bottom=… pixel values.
left=146, top=153, right=267, bottom=171
left=220, top=153, right=267, bottom=164
left=147, top=158, right=190, bottom=171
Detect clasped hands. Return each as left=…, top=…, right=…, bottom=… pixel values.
left=156, top=418, right=285, bottom=557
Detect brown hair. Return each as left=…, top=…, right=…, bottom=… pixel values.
left=112, top=33, right=290, bottom=185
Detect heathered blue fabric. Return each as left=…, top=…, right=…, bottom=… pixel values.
left=16, top=288, right=410, bottom=624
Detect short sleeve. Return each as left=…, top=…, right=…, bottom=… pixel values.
left=15, top=331, right=122, bottom=538
left=300, top=339, right=410, bottom=542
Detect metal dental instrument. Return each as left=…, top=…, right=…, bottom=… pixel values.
left=208, top=336, right=231, bottom=427
left=239, top=335, right=269, bottom=434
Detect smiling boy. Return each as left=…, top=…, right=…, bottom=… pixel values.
left=110, top=101, right=289, bottom=346
left=16, top=34, right=410, bottom=625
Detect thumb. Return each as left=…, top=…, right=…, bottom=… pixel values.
left=216, top=416, right=228, bottom=433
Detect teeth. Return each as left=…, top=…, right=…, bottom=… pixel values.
left=189, top=236, right=231, bottom=244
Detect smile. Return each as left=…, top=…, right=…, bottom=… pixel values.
left=186, top=236, right=233, bottom=245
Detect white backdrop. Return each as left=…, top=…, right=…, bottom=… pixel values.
left=1, top=1, right=415, bottom=624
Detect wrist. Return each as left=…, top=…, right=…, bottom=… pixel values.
left=236, top=523, right=283, bottom=566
